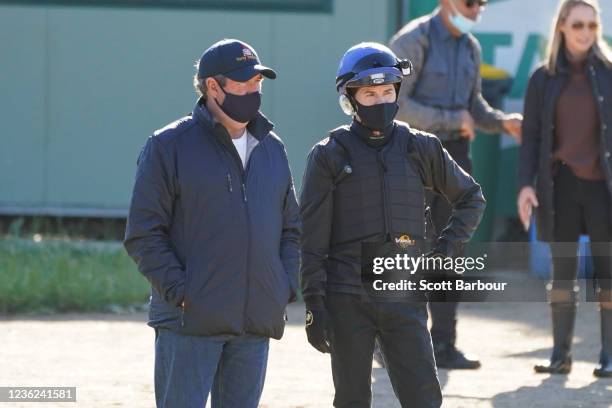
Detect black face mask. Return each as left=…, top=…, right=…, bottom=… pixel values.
left=214, top=80, right=261, bottom=123
left=354, top=100, right=398, bottom=131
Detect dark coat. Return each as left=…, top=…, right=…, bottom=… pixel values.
left=519, top=52, right=612, bottom=242
left=300, top=121, right=485, bottom=309
left=124, top=101, right=301, bottom=339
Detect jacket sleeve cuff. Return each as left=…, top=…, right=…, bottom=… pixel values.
left=517, top=179, right=535, bottom=191
left=304, top=295, right=326, bottom=311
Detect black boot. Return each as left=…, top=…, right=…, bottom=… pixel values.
left=431, top=319, right=481, bottom=369
left=594, top=307, right=612, bottom=378
left=433, top=342, right=481, bottom=369
left=534, top=302, right=576, bottom=374
left=430, top=301, right=480, bottom=369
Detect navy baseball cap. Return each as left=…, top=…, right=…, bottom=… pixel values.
left=198, top=39, right=277, bottom=81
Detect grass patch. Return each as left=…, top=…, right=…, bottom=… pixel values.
left=0, top=237, right=149, bottom=314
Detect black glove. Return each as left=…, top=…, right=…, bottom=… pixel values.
left=420, top=249, right=447, bottom=277
left=305, top=309, right=331, bottom=353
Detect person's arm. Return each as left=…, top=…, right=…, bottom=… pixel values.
left=279, top=145, right=302, bottom=304
left=518, top=69, right=544, bottom=189
left=390, top=32, right=464, bottom=132
left=299, top=143, right=334, bottom=310
left=415, top=134, right=486, bottom=256
left=468, top=40, right=512, bottom=135
left=123, top=136, right=185, bottom=307
left=516, top=69, right=544, bottom=230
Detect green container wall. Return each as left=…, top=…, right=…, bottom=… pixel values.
left=0, top=0, right=401, bottom=217
left=408, top=0, right=437, bottom=19
left=6, top=0, right=604, bottom=228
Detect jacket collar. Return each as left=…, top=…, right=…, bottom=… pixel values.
left=556, top=47, right=598, bottom=74
left=432, top=10, right=461, bottom=42
left=350, top=119, right=396, bottom=148
left=192, top=97, right=274, bottom=142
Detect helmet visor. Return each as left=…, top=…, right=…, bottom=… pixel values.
left=343, top=67, right=402, bottom=89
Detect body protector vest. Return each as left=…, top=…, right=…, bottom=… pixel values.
left=329, top=124, right=427, bottom=247
left=324, top=123, right=431, bottom=296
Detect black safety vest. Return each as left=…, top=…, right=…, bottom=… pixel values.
left=328, top=125, right=427, bottom=249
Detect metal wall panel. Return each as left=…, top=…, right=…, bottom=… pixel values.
left=0, top=1, right=394, bottom=216
left=0, top=8, right=47, bottom=209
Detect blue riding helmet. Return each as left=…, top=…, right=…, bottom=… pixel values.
left=335, top=42, right=412, bottom=94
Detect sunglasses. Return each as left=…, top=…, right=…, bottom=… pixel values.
left=570, top=21, right=599, bottom=31
left=464, top=0, right=488, bottom=7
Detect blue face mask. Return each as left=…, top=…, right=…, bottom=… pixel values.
left=449, top=1, right=481, bottom=34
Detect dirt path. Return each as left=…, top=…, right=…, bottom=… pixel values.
left=1, top=302, right=610, bottom=407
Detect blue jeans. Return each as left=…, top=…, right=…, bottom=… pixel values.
left=154, top=328, right=269, bottom=408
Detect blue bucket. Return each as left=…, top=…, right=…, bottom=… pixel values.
left=529, top=219, right=593, bottom=280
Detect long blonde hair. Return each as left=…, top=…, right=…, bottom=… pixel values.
left=546, top=0, right=612, bottom=74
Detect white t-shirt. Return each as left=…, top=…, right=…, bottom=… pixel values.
left=232, top=129, right=248, bottom=168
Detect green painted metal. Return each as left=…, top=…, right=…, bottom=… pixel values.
left=0, top=0, right=333, bottom=13
left=0, top=1, right=394, bottom=216
left=471, top=77, right=511, bottom=243
left=6, top=0, right=601, bottom=220
left=408, top=0, right=437, bottom=19
left=387, top=0, right=402, bottom=39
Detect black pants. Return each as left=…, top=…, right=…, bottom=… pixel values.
left=551, top=163, right=612, bottom=291
left=326, top=292, right=442, bottom=408
left=427, top=139, right=472, bottom=345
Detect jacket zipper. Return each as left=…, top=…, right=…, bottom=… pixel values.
left=180, top=263, right=188, bottom=328
left=227, top=173, right=233, bottom=193
left=220, top=135, right=262, bottom=334
left=377, top=150, right=391, bottom=241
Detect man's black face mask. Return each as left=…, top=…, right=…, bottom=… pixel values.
left=214, top=80, right=261, bottom=123
left=354, top=99, right=399, bottom=132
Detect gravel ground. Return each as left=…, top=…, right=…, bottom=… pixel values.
left=1, top=301, right=611, bottom=407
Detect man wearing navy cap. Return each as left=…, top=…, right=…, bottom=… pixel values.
left=124, top=39, right=300, bottom=408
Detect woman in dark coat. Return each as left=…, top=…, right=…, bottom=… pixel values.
left=517, top=0, right=612, bottom=377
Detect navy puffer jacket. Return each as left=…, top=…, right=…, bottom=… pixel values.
left=124, top=101, right=301, bottom=339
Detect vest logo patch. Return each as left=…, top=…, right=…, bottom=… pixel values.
left=395, top=234, right=415, bottom=249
